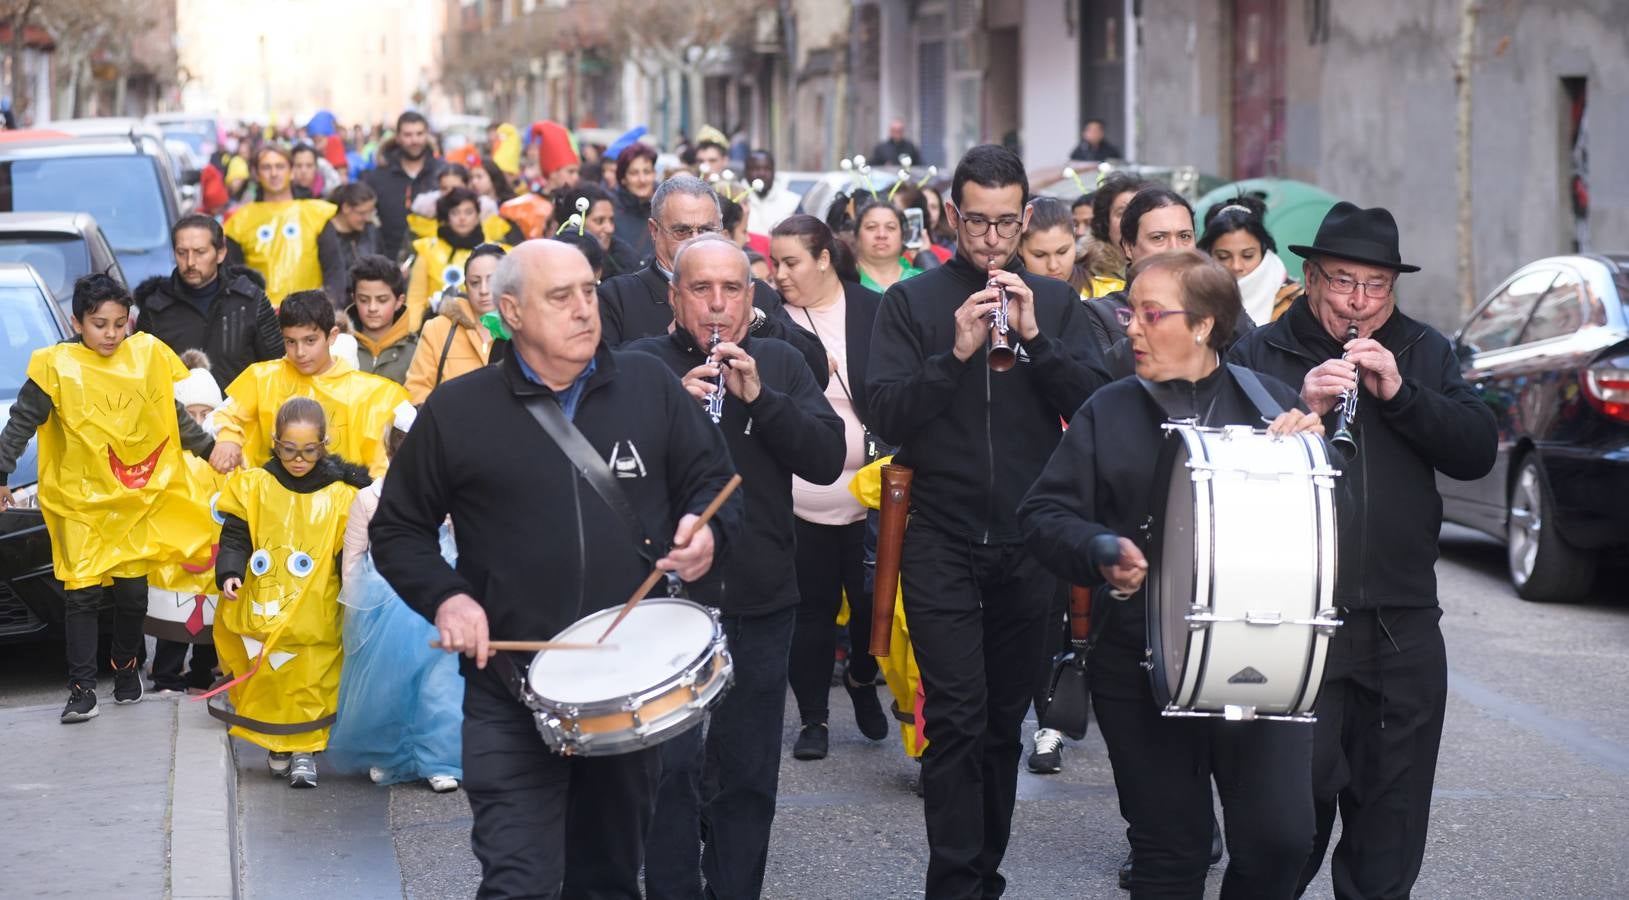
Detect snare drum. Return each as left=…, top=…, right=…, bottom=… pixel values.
left=1147, top=423, right=1342, bottom=722
left=523, top=598, right=732, bottom=756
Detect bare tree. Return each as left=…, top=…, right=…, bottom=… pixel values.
left=602, top=0, right=770, bottom=139
left=2, top=0, right=40, bottom=123
left=1453, top=0, right=1479, bottom=315
left=32, top=0, right=161, bottom=118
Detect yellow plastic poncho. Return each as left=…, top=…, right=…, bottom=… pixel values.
left=27, top=334, right=209, bottom=590
left=405, top=212, right=514, bottom=245
left=212, top=358, right=410, bottom=478
left=404, top=234, right=509, bottom=332
left=146, top=454, right=227, bottom=644
left=212, top=467, right=356, bottom=753
left=850, top=456, right=926, bottom=758
left=222, top=199, right=338, bottom=305
left=491, top=123, right=522, bottom=175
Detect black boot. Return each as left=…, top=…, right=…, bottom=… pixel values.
left=1118, top=848, right=1132, bottom=890
left=793, top=722, right=829, bottom=760
left=845, top=670, right=888, bottom=740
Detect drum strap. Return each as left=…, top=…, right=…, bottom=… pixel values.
left=1225, top=363, right=1287, bottom=422
left=523, top=395, right=661, bottom=566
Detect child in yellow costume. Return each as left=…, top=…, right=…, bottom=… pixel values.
left=210, top=397, right=371, bottom=788
left=223, top=145, right=337, bottom=305
left=850, top=456, right=926, bottom=760
left=404, top=165, right=518, bottom=246
left=0, top=275, right=217, bottom=723
left=210, top=291, right=411, bottom=479
left=404, top=187, right=509, bottom=332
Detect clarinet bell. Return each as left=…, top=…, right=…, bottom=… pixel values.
left=1329, top=427, right=1356, bottom=460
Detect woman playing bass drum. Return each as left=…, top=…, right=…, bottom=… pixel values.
left=1018, top=250, right=1326, bottom=899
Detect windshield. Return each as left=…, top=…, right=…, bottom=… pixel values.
left=0, top=284, right=63, bottom=401
left=0, top=156, right=171, bottom=253
left=0, top=235, right=88, bottom=302
left=160, top=121, right=216, bottom=156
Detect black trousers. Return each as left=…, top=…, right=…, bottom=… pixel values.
left=1297, top=607, right=1447, bottom=900
left=1030, top=582, right=1071, bottom=721
left=646, top=606, right=795, bottom=900
left=64, top=577, right=145, bottom=689
left=1093, top=644, right=1314, bottom=900
left=900, top=522, right=1052, bottom=899
left=462, top=678, right=659, bottom=900
left=152, top=639, right=219, bottom=691
left=788, top=517, right=874, bottom=725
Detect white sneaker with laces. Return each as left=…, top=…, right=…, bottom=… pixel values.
left=427, top=775, right=460, bottom=793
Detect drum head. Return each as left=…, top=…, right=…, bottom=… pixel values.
left=527, top=599, right=715, bottom=704
left=1147, top=428, right=1199, bottom=707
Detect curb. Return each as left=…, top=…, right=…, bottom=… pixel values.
left=170, top=699, right=239, bottom=899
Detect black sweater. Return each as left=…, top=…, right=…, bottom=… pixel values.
left=626, top=330, right=846, bottom=615
left=135, top=265, right=284, bottom=389
left=369, top=344, right=742, bottom=693
left=865, top=253, right=1110, bottom=543
left=217, top=456, right=373, bottom=588
left=1228, top=297, right=1497, bottom=609
left=597, top=264, right=831, bottom=389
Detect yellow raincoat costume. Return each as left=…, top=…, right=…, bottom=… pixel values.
left=213, top=358, right=410, bottom=478
left=405, top=212, right=516, bottom=246
left=850, top=457, right=926, bottom=758
left=211, top=466, right=358, bottom=753
left=145, top=454, right=227, bottom=643
left=404, top=233, right=509, bottom=332
left=26, top=334, right=208, bottom=590
left=223, top=200, right=338, bottom=305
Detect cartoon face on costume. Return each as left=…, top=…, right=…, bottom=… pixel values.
left=281, top=221, right=301, bottom=240
left=442, top=265, right=465, bottom=290
left=256, top=223, right=276, bottom=244
left=244, top=544, right=320, bottom=618
left=90, top=383, right=176, bottom=490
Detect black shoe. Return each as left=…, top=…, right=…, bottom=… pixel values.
left=112, top=658, right=144, bottom=704
left=792, top=722, right=828, bottom=760
left=845, top=672, right=889, bottom=740
left=61, top=683, right=99, bottom=724
left=1210, top=814, right=1224, bottom=866
left=1118, top=849, right=1132, bottom=890
left=910, top=757, right=925, bottom=797
left=1027, top=728, right=1064, bottom=774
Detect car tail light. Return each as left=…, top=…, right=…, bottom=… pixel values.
left=1582, top=364, right=1629, bottom=423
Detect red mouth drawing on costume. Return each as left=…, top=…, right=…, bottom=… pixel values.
left=181, top=544, right=221, bottom=574
left=108, top=438, right=168, bottom=489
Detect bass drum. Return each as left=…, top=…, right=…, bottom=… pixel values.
left=1146, top=424, right=1341, bottom=722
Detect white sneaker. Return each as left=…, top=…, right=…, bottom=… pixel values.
left=368, top=767, right=387, bottom=784
left=427, top=774, right=460, bottom=793
left=1027, top=728, right=1064, bottom=774
left=267, top=752, right=292, bottom=777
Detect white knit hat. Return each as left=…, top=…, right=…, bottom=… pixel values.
left=175, top=368, right=223, bottom=410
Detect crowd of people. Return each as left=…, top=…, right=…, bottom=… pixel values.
left=0, top=107, right=1495, bottom=900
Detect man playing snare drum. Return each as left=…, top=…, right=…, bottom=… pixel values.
left=370, top=239, right=742, bottom=899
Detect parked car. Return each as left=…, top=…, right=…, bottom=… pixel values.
left=40, top=117, right=199, bottom=215
left=0, top=130, right=185, bottom=287
left=0, top=262, right=72, bottom=642
left=1438, top=254, right=1629, bottom=601
left=794, top=169, right=906, bottom=222
left=1034, top=161, right=1228, bottom=206
left=145, top=111, right=227, bottom=159
left=0, top=212, right=127, bottom=309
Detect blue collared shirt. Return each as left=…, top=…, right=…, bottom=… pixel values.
left=516, top=354, right=598, bottom=421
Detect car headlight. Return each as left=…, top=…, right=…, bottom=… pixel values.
left=8, top=484, right=38, bottom=509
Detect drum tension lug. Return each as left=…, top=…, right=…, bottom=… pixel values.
left=1223, top=705, right=1257, bottom=722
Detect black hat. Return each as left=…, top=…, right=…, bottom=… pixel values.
left=1288, top=201, right=1420, bottom=273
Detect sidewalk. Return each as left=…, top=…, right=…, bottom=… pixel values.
left=2, top=694, right=236, bottom=899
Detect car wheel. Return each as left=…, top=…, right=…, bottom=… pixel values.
left=1507, top=456, right=1596, bottom=602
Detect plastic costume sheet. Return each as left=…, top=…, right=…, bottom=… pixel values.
left=405, top=212, right=514, bottom=245
left=212, top=358, right=410, bottom=478
left=27, top=334, right=209, bottom=590
left=851, top=456, right=926, bottom=758
left=405, top=234, right=509, bottom=332
left=145, top=453, right=227, bottom=643
left=223, top=199, right=338, bottom=305
left=210, top=467, right=356, bottom=753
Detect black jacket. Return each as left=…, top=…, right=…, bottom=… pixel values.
left=780, top=280, right=883, bottom=429
left=370, top=344, right=742, bottom=694
left=317, top=219, right=382, bottom=309
left=603, top=235, right=643, bottom=279
left=135, top=266, right=284, bottom=389
left=865, top=254, right=1110, bottom=543
left=1228, top=297, right=1497, bottom=609
left=597, top=263, right=831, bottom=389
left=217, top=455, right=372, bottom=588
left=363, top=142, right=448, bottom=260
left=626, top=330, right=845, bottom=615
left=611, top=186, right=653, bottom=264
left=1069, top=140, right=1122, bottom=162
left=871, top=138, right=922, bottom=168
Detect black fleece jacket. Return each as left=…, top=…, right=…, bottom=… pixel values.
left=135, top=265, right=284, bottom=389
left=596, top=263, right=830, bottom=389
left=363, top=143, right=448, bottom=260
left=369, top=344, right=742, bottom=693
left=626, top=330, right=846, bottom=615
left=217, top=456, right=372, bottom=588
left=865, top=254, right=1110, bottom=543
left=1228, top=297, right=1497, bottom=609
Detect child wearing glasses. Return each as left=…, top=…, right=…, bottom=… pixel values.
left=209, top=396, right=372, bottom=788
left=209, top=291, right=411, bottom=479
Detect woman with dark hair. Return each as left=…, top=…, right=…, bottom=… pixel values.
left=854, top=202, right=923, bottom=292
left=612, top=143, right=659, bottom=261
left=890, top=182, right=951, bottom=267
left=405, top=188, right=506, bottom=331
left=1199, top=195, right=1303, bottom=325
left=1088, top=172, right=1147, bottom=282
left=1082, top=186, right=1198, bottom=363
left=472, top=157, right=516, bottom=205
left=768, top=214, right=888, bottom=761
left=558, top=183, right=641, bottom=277
left=1020, top=196, right=1090, bottom=297
left=921, top=185, right=956, bottom=252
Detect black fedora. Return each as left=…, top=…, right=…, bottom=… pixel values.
left=1288, top=201, right=1420, bottom=273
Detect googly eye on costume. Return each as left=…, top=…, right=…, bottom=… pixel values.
left=286, top=552, right=315, bottom=578
left=442, top=265, right=465, bottom=288
left=255, top=224, right=275, bottom=243
left=209, top=492, right=225, bottom=525
left=249, top=549, right=272, bottom=576
left=281, top=221, right=300, bottom=240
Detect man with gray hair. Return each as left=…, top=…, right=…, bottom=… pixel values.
left=371, top=239, right=743, bottom=898
left=597, top=175, right=830, bottom=387
left=628, top=234, right=846, bottom=900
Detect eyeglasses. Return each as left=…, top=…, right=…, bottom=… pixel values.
left=958, top=214, right=1024, bottom=239
left=1311, top=261, right=1394, bottom=298
left=272, top=441, right=327, bottom=462
left=662, top=223, right=721, bottom=241
left=1115, top=306, right=1195, bottom=328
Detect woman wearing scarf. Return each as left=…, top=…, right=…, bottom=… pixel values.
left=1199, top=196, right=1305, bottom=325
left=404, top=188, right=506, bottom=332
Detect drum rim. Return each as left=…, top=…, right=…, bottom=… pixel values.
left=526, top=598, right=722, bottom=706
left=1146, top=424, right=1204, bottom=709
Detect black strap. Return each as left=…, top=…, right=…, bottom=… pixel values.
left=206, top=697, right=337, bottom=735
left=1226, top=363, right=1286, bottom=422
left=434, top=321, right=459, bottom=387
left=522, top=395, right=661, bottom=564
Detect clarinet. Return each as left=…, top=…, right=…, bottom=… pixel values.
left=1329, top=323, right=1360, bottom=458
left=988, top=282, right=1017, bottom=372
left=705, top=326, right=727, bottom=424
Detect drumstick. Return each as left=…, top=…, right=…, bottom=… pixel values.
left=426, top=640, right=616, bottom=652
left=597, top=474, right=743, bottom=643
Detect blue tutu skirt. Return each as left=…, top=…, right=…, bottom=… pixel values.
left=325, top=532, right=464, bottom=783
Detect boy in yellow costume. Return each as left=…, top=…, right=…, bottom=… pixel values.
left=210, top=291, right=411, bottom=478
left=223, top=145, right=337, bottom=305
left=0, top=275, right=217, bottom=723
left=210, top=397, right=371, bottom=788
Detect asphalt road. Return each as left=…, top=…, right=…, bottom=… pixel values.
left=4, top=526, right=1625, bottom=898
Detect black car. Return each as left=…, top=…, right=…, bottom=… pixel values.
left=1438, top=254, right=1629, bottom=601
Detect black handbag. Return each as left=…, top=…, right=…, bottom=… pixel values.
left=1039, top=533, right=1121, bottom=739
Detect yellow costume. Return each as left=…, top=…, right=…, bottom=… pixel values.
left=145, top=454, right=227, bottom=643
left=404, top=233, right=509, bottom=332
left=26, top=334, right=208, bottom=590
left=223, top=199, right=338, bottom=305
left=213, top=358, right=410, bottom=478
left=405, top=212, right=514, bottom=245
left=850, top=457, right=926, bottom=758
left=212, top=467, right=356, bottom=753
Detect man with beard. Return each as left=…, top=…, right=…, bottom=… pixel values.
left=365, top=111, right=447, bottom=260
left=744, top=150, right=800, bottom=236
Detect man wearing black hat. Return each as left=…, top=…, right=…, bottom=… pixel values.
left=1228, top=202, right=1497, bottom=899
